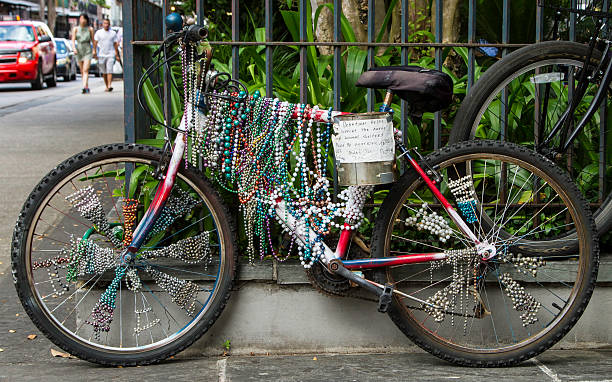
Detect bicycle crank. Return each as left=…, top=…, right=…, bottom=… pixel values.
left=328, top=259, right=442, bottom=310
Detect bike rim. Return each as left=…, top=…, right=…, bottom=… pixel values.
left=467, top=58, right=611, bottom=228
left=384, top=152, right=587, bottom=353
left=25, top=157, right=227, bottom=353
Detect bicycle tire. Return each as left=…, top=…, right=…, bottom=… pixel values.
left=11, top=143, right=237, bottom=366
left=371, top=140, right=599, bottom=367
left=449, top=40, right=612, bottom=238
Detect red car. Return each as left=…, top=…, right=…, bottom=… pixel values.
left=0, top=20, right=57, bottom=89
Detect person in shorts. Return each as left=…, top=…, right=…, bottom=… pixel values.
left=93, top=19, right=120, bottom=92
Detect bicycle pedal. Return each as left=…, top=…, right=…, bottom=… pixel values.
left=377, top=283, right=394, bottom=313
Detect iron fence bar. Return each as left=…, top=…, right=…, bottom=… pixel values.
left=535, top=0, right=544, bottom=149
left=124, top=0, right=136, bottom=144
left=600, top=0, right=609, bottom=202
left=570, top=0, right=577, bottom=41
left=566, top=0, right=577, bottom=178
left=536, top=1, right=544, bottom=41
left=299, top=0, right=307, bottom=103
left=467, top=0, right=476, bottom=90
left=333, top=0, right=341, bottom=110
left=367, top=0, right=375, bottom=111
left=133, top=41, right=530, bottom=48
left=499, top=0, right=511, bottom=205
left=265, top=0, right=273, bottom=97
left=196, top=1, right=204, bottom=25
left=332, top=0, right=341, bottom=197
left=162, top=0, right=171, bottom=135
left=433, top=0, right=443, bottom=149
left=231, top=0, right=239, bottom=80
left=400, top=0, right=409, bottom=151
left=500, top=0, right=510, bottom=142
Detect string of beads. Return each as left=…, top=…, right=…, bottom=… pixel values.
left=66, top=186, right=123, bottom=248
left=447, top=176, right=478, bottom=224
left=185, top=87, right=372, bottom=268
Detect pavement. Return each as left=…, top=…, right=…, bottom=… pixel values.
left=0, top=263, right=610, bottom=381
left=1, top=77, right=612, bottom=381
left=0, top=77, right=124, bottom=275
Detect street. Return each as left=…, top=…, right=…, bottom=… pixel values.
left=0, top=77, right=124, bottom=272
left=0, top=76, right=611, bottom=381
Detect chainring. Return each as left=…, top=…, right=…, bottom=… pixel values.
left=305, top=233, right=370, bottom=297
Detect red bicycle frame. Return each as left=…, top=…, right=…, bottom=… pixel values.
left=120, top=93, right=485, bottom=274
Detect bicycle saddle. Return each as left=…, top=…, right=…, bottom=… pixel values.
left=356, top=66, right=453, bottom=113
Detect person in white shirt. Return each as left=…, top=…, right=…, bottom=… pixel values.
left=93, top=19, right=120, bottom=92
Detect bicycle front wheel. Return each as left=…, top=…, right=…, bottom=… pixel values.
left=371, top=141, right=598, bottom=367
left=11, top=144, right=236, bottom=366
left=449, top=40, right=612, bottom=239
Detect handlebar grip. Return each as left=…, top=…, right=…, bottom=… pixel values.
left=185, top=25, right=208, bottom=42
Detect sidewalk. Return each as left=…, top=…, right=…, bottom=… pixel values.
left=0, top=274, right=610, bottom=381
left=0, top=78, right=123, bottom=275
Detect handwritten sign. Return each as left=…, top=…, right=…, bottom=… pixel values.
left=332, top=114, right=395, bottom=163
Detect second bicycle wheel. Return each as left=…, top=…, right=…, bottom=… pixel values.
left=371, top=141, right=598, bottom=367
left=449, top=40, right=612, bottom=238
left=11, top=144, right=236, bottom=366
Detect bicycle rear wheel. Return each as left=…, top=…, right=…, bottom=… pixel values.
left=11, top=144, right=236, bottom=366
left=371, top=141, right=598, bottom=366
left=449, top=40, right=612, bottom=240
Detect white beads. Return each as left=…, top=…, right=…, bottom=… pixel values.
left=405, top=203, right=453, bottom=242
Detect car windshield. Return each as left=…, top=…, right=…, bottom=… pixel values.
left=56, top=40, right=68, bottom=54
left=0, top=25, right=35, bottom=42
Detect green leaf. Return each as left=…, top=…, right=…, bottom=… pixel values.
left=128, top=165, right=149, bottom=199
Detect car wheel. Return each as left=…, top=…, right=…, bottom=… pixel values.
left=31, top=62, right=44, bottom=90
left=45, top=64, right=57, bottom=87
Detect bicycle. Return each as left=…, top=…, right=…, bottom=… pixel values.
left=450, top=0, right=612, bottom=245
left=11, top=21, right=598, bottom=367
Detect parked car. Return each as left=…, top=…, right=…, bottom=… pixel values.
left=0, top=20, right=57, bottom=89
left=54, top=38, right=76, bottom=81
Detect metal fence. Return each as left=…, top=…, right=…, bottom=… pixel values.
left=123, top=0, right=607, bottom=203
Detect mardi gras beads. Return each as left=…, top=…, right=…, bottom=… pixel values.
left=448, top=175, right=478, bottom=224
left=122, top=198, right=138, bottom=247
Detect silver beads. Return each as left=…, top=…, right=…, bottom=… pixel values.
left=66, top=236, right=116, bottom=281
left=146, top=188, right=199, bottom=241
left=134, top=306, right=161, bottom=336
left=144, top=266, right=199, bottom=316
left=66, top=186, right=122, bottom=248
left=505, top=253, right=546, bottom=278
left=405, top=202, right=453, bottom=242
left=142, top=231, right=212, bottom=266
left=499, top=272, right=540, bottom=326
left=448, top=176, right=478, bottom=223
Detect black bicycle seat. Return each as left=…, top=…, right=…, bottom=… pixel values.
left=356, top=66, right=453, bottom=113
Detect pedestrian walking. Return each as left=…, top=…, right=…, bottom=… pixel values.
left=71, top=14, right=94, bottom=94
left=93, top=19, right=120, bottom=92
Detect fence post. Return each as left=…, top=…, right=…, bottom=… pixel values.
left=366, top=0, right=375, bottom=111
left=332, top=0, right=342, bottom=196
left=232, top=0, right=239, bottom=80
left=433, top=0, right=443, bottom=149
left=299, top=0, right=307, bottom=104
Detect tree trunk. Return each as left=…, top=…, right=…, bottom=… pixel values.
left=47, top=0, right=56, bottom=34
left=39, top=0, right=45, bottom=22
left=389, top=0, right=401, bottom=43
left=431, top=0, right=461, bottom=43
left=342, top=0, right=368, bottom=43
left=310, top=0, right=334, bottom=55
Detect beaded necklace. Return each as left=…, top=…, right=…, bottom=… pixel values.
left=183, top=62, right=370, bottom=267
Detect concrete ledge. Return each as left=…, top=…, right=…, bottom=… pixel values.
left=184, top=259, right=612, bottom=356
